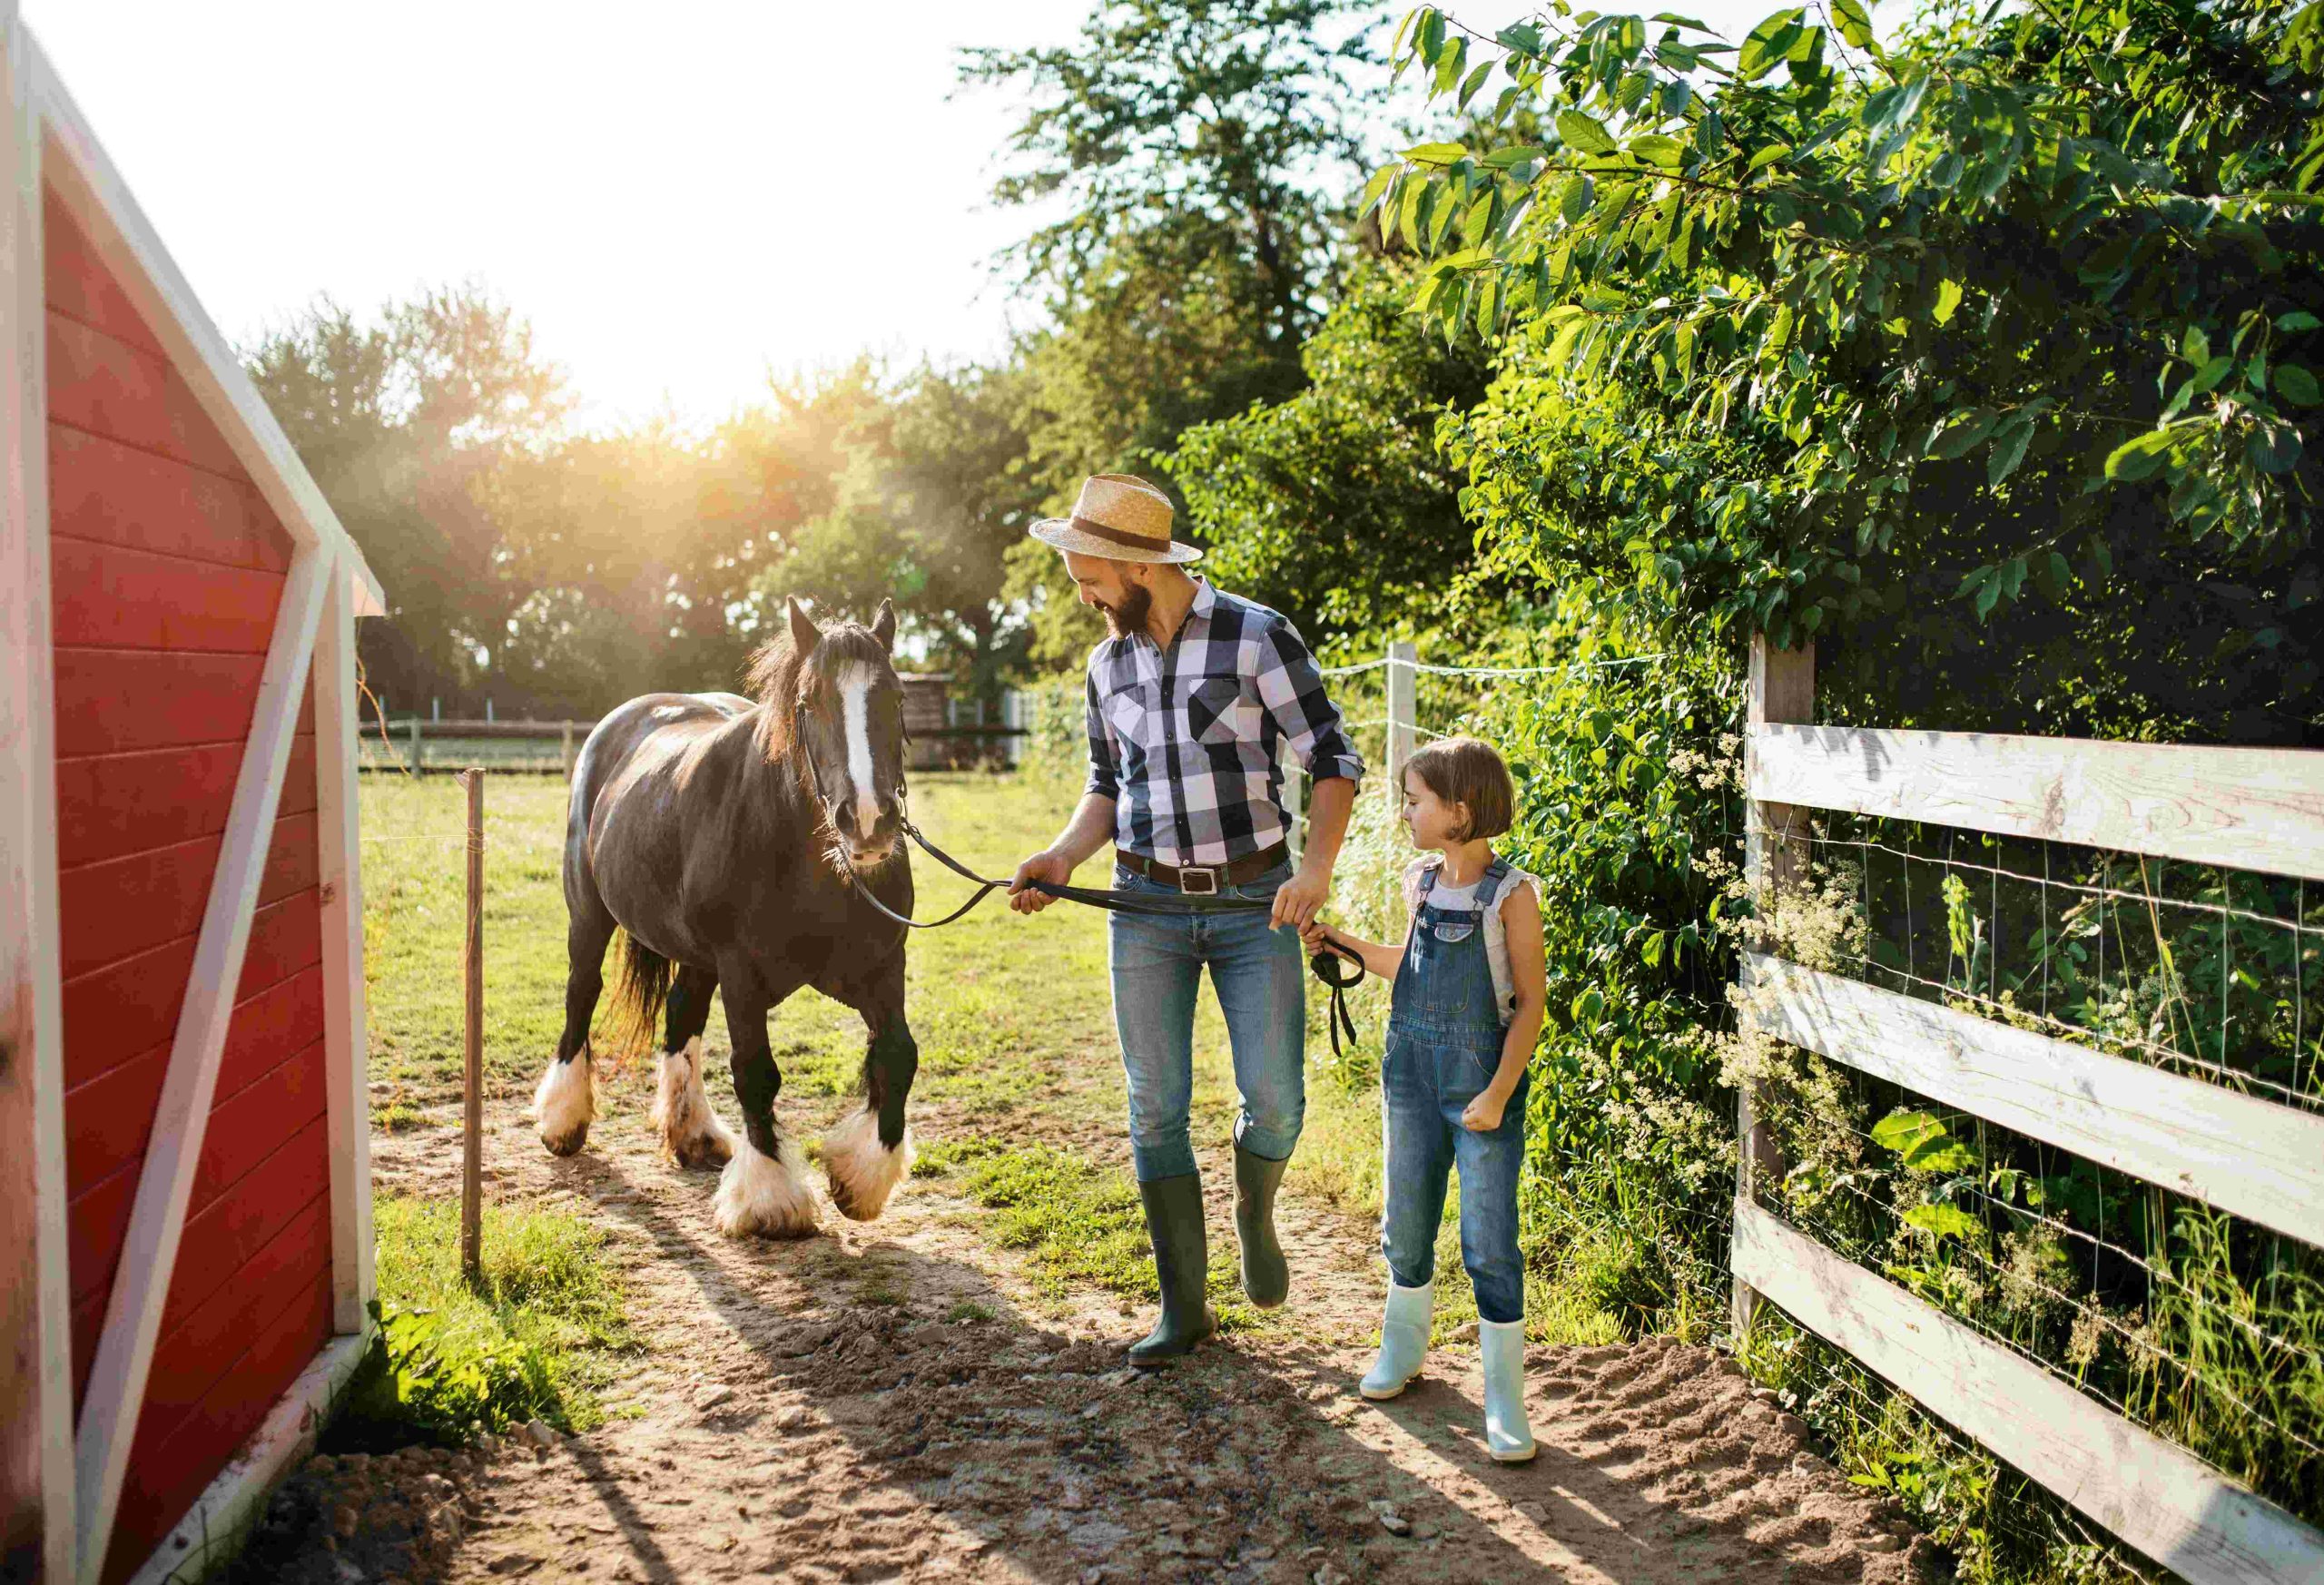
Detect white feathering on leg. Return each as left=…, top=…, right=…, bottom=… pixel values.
left=822, top=1107, right=914, bottom=1222
left=713, top=1131, right=818, bottom=1239
left=650, top=1037, right=735, bottom=1168
left=530, top=1048, right=595, bottom=1157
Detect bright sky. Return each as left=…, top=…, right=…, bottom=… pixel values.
left=29, top=0, right=1786, bottom=429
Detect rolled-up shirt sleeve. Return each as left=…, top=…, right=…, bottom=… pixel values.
left=1256, top=618, right=1364, bottom=785
left=1084, top=664, right=1120, bottom=801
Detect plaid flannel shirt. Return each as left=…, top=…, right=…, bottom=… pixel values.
left=1084, top=578, right=1364, bottom=867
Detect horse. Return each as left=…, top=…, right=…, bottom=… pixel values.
left=527, top=596, right=919, bottom=1237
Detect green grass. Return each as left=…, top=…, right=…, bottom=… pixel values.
left=334, top=1196, right=635, bottom=1449
left=942, top=1138, right=1265, bottom=1330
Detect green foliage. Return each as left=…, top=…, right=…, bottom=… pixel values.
left=764, top=362, right=1046, bottom=694
left=961, top=0, right=1383, bottom=343
left=343, top=1300, right=559, bottom=1449
left=335, top=1196, right=632, bottom=1450
left=247, top=289, right=567, bottom=710
left=1375, top=0, right=2319, bottom=738
left=966, top=0, right=1391, bottom=670
left=1169, top=260, right=1493, bottom=643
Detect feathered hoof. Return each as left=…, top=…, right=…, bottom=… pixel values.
left=713, top=1134, right=818, bottom=1239
left=531, top=1050, right=595, bottom=1157
left=823, top=1108, right=914, bottom=1222
left=651, top=1037, right=735, bottom=1170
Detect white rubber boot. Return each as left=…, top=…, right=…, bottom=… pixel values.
left=1359, top=1280, right=1433, bottom=1400
left=1480, top=1318, right=1537, bottom=1462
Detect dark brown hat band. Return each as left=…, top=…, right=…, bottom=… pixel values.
left=1071, top=515, right=1171, bottom=551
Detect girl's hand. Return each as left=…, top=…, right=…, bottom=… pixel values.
left=1299, top=918, right=1336, bottom=953
left=1461, top=1089, right=1509, bottom=1133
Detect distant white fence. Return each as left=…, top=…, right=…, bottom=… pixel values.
left=1733, top=637, right=2324, bottom=1585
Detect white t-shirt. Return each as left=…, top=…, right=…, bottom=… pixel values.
left=1400, top=855, right=1542, bottom=1025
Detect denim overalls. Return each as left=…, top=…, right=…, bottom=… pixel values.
left=1380, top=858, right=1529, bottom=1324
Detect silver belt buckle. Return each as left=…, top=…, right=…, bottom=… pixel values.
left=1178, top=865, right=1219, bottom=896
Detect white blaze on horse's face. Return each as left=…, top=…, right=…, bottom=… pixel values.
left=837, top=662, right=887, bottom=866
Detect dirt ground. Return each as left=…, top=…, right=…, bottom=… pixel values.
left=231, top=1059, right=1943, bottom=1585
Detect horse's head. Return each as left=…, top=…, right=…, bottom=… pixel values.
left=757, top=596, right=907, bottom=872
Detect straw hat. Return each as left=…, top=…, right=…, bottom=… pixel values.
left=1029, top=473, right=1204, bottom=565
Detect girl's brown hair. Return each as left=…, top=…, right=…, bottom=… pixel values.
left=1403, top=736, right=1515, bottom=842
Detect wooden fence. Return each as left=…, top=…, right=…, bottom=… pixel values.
left=1732, top=636, right=2324, bottom=1585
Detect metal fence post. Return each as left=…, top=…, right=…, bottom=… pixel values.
left=1385, top=640, right=1417, bottom=815
left=460, top=768, right=485, bottom=1286
left=1734, top=635, right=1813, bottom=1343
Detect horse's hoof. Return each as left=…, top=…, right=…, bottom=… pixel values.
left=823, top=1108, right=913, bottom=1222
left=532, top=1052, right=596, bottom=1158
left=714, top=1135, right=818, bottom=1239
left=653, top=1038, right=736, bottom=1170
left=675, top=1131, right=734, bottom=1170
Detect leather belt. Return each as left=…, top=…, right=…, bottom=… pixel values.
left=1116, top=842, right=1290, bottom=896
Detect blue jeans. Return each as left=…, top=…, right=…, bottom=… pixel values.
left=1108, top=861, right=1305, bottom=1182
left=1379, top=1026, right=1530, bottom=1324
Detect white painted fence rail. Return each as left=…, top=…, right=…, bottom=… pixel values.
left=1750, top=725, right=2324, bottom=882
left=1736, top=637, right=2324, bottom=1585
left=1734, top=1203, right=2324, bottom=1585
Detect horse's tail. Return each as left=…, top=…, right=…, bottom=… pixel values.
left=611, top=930, right=675, bottom=1053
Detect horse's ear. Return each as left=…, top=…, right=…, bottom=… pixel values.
left=786, top=596, right=820, bottom=656
left=871, top=599, right=896, bottom=653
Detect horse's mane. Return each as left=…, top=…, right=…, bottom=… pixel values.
left=745, top=620, right=893, bottom=763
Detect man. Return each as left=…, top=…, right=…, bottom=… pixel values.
left=1009, top=473, right=1363, bottom=1365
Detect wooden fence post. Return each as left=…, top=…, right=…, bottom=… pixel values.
left=460, top=769, right=484, bottom=1287
left=560, top=721, right=576, bottom=782
left=407, top=718, right=422, bottom=777
left=1734, top=635, right=1813, bottom=1343
left=1385, top=640, right=1416, bottom=816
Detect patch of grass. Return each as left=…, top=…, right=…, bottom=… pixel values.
left=944, top=1300, right=996, bottom=1324
left=950, top=1139, right=1262, bottom=1329
left=333, top=1196, right=634, bottom=1449
left=911, top=1135, right=1006, bottom=1179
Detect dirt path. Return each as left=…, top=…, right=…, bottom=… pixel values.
left=241, top=1058, right=1939, bottom=1585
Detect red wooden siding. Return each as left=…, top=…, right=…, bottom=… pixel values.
left=44, top=185, right=337, bottom=1582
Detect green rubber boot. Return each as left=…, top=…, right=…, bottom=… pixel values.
left=1233, top=1143, right=1290, bottom=1308
left=1128, top=1173, right=1216, bottom=1367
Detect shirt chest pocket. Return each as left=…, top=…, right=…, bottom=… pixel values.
left=1104, top=681, right=1150, bottom=753
left=1184, top=674, right=1256, bottom=748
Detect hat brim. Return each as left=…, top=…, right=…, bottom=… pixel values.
left=1029, top=518, right=1205, bottom=565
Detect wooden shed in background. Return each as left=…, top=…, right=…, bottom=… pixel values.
left=1, top=12, right=385, bottom=1583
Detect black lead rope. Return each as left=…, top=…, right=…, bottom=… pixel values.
left=1311, top=939, right=1366, bottom=1061
left=801, top=730, right=1364, bottom=1039
left=835, top=815, right=1370, bottom=1049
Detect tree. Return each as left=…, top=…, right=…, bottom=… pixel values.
left=962, top=0, right=1384, bottom=348
left=773, top=364, right=1046, bottom=695
left=965, top=0, right=1389, bottom=668
left=1168, top=258, right=1493, bottom=645
left=1371, top=0, right=2321, bottom=740
left=246, top=288, right=566, bottom=711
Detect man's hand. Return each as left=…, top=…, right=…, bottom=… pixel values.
left=1008, top=850, right=1074, bottom=914
left=1270, top=862, right=1331, bottom=932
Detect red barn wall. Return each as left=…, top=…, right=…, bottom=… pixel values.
left=44, top=187, right=335, bottom=1583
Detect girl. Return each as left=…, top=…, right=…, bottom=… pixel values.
left=1302, top=736, right=1547, bottom=1462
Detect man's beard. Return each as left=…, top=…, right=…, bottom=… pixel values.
left=1098, top=579, right=1152, bottom=639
